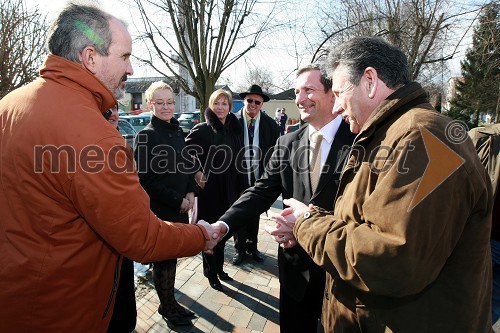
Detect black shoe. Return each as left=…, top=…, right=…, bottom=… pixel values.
left=159, top=308, right=193, bottom=326
left=232, top=251, right=244, bottom=265
left=218, top=271, right=233, bottom=281
left=162, top=315, right=192, bottom=327
left=208, top=277, right=224, bottom=291
left=175, top=303, right=196, bottom=318
left=248, top=249, right=264, bottom=263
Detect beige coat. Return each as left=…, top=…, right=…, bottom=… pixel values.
left=0, top=55, right=209, bottom=332
left=294, top=82, right=493, bottom=332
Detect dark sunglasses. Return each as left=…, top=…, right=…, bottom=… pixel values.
left=246, top=98, right=262, bottom=106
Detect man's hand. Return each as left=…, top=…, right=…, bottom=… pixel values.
left=281, top=198, right=311, bottom=219
left=212, top=221, right=228, bottom=237
left=195, top=171, right=206, bottom=189
left=264, top=198, right=312, bottom=248
left=185, top=192, right=195, bottom=211
left=197, top=220, right=226, bottom=253
left=179, top=198, right=190, bottom=213
left=265, top=215, right=298, bottom=249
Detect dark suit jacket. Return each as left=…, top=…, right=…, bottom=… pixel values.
left=234, top=109, right=279, bottom=187
left=219, top=120, right=356, bottom=301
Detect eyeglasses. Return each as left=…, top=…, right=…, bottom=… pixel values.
left=246, top=98, right=262, bottom=106
left=153, top=101, right=175, bottom=108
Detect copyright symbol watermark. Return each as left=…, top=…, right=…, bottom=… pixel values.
left=445, top=120, right=469, bottom=144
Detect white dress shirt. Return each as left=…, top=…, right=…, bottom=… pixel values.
left=307, top=115, right=342, bottom=168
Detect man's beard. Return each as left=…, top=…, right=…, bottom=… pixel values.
left=114, top=86, right=124, bottom=100
left=114, top=74, right=128, bottom=100
left=101, top=74, right=127, bottom=100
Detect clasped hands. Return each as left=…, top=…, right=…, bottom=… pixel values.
left=265, top=198, right=313, bottom=249
left=196, top=220, right=227, bottom=254
left=195, top=198, right=312, bottom=252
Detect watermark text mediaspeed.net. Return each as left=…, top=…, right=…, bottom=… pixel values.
left=33, top=120, right=468, bottom=210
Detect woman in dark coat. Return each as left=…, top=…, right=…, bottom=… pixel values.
left=185, top=89, right=245, bottom=292
left=134, top=82, right=197, bottom=327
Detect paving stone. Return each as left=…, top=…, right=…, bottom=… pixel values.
left=262, top=317, right=280, bottom=333
left=248, top=313, right=267, bottom=331
left=134, top=207, right=285, bottom=333
left=228, top=308, right=253, bottom=327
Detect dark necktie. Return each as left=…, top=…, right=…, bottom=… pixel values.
left=248, top=118, right=255, bottom=145
left=248, top=118, right=256, bottom=184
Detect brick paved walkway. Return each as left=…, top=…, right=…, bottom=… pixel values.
left=130, top=201, right=500, bottom=333
left=133, top=208, right=281, bottom=333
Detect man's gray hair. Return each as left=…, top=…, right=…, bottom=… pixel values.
left=47, top=2, right=125, bottom=63
left=325, top=36, right=410, bottom=89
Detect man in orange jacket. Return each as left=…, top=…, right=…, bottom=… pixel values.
left=0, top=3, right=223, bottom=332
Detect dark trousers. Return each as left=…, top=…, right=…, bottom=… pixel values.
left=492, top=240, right=500, bottom=324
left=234, top=215, right=260, bottom=253
left=107, top=257, right=137, bottom=333
left=202, top=240, right=226, bottom=278
left=279, top=270, right=325, bottom=333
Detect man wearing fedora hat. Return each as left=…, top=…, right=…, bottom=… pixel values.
left=232, top=84, right=279, bottom=265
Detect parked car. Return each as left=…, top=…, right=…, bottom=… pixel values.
left=178, top=111, right=201, bottom=134
left=118, top=119, right=137, bottom=147
left=119, top=113, right=152, bottom=132
left=285, top=122, right=300, bottom=134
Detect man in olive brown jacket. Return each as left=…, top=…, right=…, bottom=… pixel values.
left=268, top=37, right=493, bottom=332
left=0, top=3, right=221, bottom=333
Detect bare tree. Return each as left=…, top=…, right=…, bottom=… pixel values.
left=130, top=0, right=281, bottom=114
left=309, top=0, right=483, bottom=83
left=0, top=0, right=48, bottom=99
left=238, top=67, right=275, bottom=93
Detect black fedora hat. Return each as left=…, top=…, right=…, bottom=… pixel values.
left=239, top=84, right=270, bottom=102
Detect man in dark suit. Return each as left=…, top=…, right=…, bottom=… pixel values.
left=232, top=84, right=279, bottom=265
left=218, top=65, right=356, bottom=332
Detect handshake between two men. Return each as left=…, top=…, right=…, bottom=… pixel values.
left=197, top=198, right=312, bottom=252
